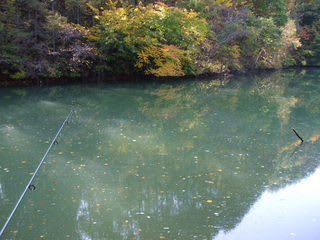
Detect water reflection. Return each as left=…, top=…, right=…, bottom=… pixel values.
left=215, top=167, right=320, bottom=240
left=0, top=69, right=320, bottom=239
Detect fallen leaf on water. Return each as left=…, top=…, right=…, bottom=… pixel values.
left=26, top=226, right=33, bottom=230
left=206, top=200, right=213, bottom=203
left=58, top=152, right=63, bottom=155
left=96, top=203, right=101, bottom=207
left=160, top=236, right=166, bottom=239
left=53, top=181, right=59, bottom=185
left=204, top=180, right=214, bottom=184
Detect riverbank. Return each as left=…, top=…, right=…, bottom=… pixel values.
left=1, top=1, right=319, bottom=87
left=1, top=66, right=319, bottom=88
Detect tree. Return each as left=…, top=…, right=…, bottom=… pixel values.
left=0, top=0, right=94, bottom=79
left=87, top=2, right=208, bottom=76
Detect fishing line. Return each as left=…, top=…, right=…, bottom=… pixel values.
left=0, top=109, right=73, bottom=237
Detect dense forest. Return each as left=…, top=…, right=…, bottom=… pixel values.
left=0, top=0, right=319, bottom=80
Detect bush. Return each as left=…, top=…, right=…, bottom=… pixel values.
left=87, top=2, right=208, bottom=76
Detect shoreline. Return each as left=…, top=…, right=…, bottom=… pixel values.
left=1, top=66, right=319, bottom=88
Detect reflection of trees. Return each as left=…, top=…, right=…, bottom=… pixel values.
left=271, top=138, right=320, bottom=190
left=1, top=69, right=320, bottom=239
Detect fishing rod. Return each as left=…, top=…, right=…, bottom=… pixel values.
left=0, top=109, right=73, bottom=237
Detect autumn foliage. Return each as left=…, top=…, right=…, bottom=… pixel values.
left=87, top=2, right=208, bottom=76
left=0, top=0, right=319, bottom=79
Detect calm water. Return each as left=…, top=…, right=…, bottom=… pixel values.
left=0, top=69, right=320, bottom=240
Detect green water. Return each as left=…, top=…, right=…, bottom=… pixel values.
left=0, top=69, right=320, bottom=240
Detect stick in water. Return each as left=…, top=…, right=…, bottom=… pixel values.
left=292, top=128, right=304, bottom=143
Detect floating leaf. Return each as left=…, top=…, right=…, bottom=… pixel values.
left=205, top=180, right=214, bottom=184
left=206, top=200, right=213, bottom=203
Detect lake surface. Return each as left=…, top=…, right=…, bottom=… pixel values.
left=0, top=69, right=320, bottom=240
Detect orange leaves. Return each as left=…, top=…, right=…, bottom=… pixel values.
left=136, top=45, right=188, bottom=77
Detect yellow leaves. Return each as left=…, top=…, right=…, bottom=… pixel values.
left=206, top=200, right=213, bottom=203
left=136, top=45, right=187, bottom=77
